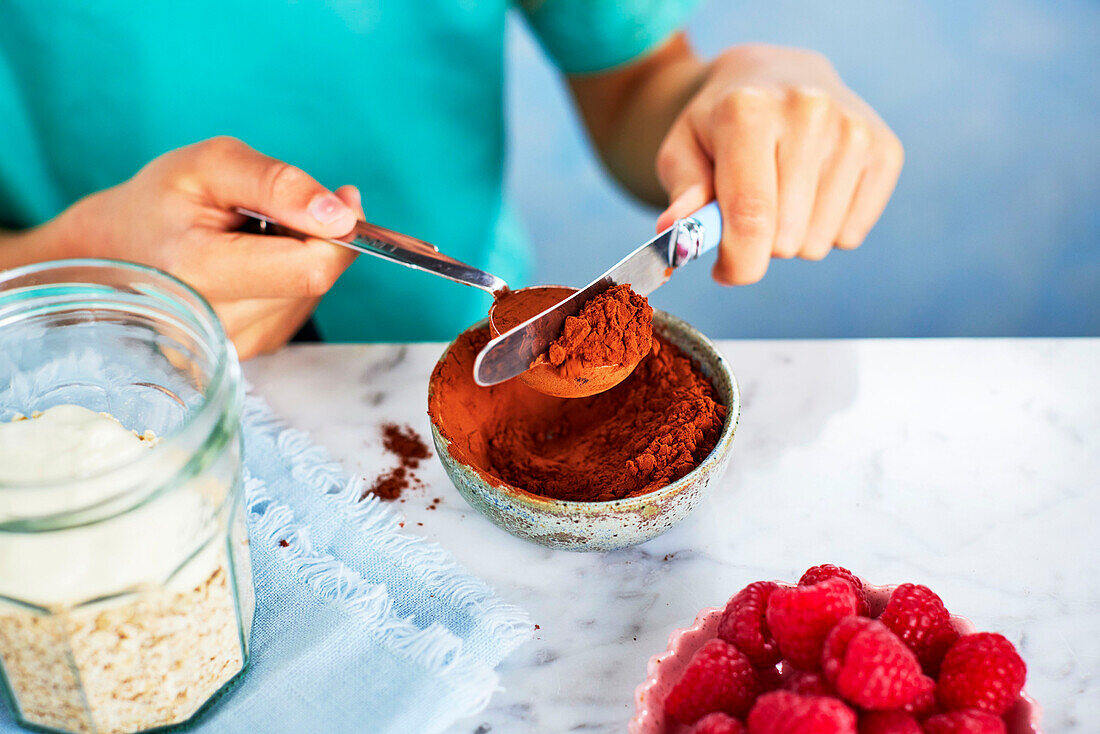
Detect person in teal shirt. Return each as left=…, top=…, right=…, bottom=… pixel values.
left=0, top=1, right=902, bottom=356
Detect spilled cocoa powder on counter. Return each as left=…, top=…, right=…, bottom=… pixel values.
left=428, top=325, right=726, bottom=502
left=361, top=423, right=431, bottom=501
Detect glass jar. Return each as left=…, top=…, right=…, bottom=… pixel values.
left=0, top=260, right=253, bottom=734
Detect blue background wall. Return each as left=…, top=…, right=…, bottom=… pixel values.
left=505, top=0, right=1099, bottom=337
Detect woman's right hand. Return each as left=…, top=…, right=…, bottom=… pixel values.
left=5, top=137, right=363, bottom=358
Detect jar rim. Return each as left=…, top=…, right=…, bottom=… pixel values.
left=0, top=259, right=238, bottom=525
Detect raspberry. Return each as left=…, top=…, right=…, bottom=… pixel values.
left=766, top=578, right=860, bottom=670
left=718, top=581, right=781, bottom=666
left=923, top=709, right=1007, bottom=734
left=783, top=670, right=834, bottom=697
left=936, top=633, right=1026, bottom=715
left=746, top=691, right=856, bottom=734
left=665, top=638, right=761, bottom=724
left=821, top=617, right=933, bottom=710
left=878, top=584, right=958, bottom=674
left=690, top=712, right=745, bottom=734
left=900, top=679, right=939, bottom=717
left=858, top=711, right=922, bottom=734
left=799, top=565, right=870, bottom=616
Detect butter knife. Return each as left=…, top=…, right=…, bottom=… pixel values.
left=473, top=202, right=723, bottom=386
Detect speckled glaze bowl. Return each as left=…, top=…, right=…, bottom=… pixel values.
left=428, top=310, right=739, bottom=552
left=630, top=583, right=1042, bottom=734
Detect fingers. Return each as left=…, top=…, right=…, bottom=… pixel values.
left=837, top=132, right=904, bottom=248
left=181, top=183, right=364, bottom=301
left=706, top=90, right=779, bottom=285
left=801, top=115, right=870, bottom=259
left=220, top=297, right=319, bottom=360
left=189, top=232, right=356, bottom=299
left=655, top=120, right=714, bottom=232
left=180, top=136, right=357, bottom=238
left=773, top=90, right=831, bottom=258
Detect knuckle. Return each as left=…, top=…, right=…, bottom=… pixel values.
left=791, top=87, right=832, bottom=124
left=264, top=162, right=310, bottom=202
left=302, top=258, right=341, bottom=298
left=184, top=136, right=245, bottom=173
left=198, top=135, right=243, bottom=160
left=713, top=87, right=775, bottom=126
left=206, top=135, right=243, bottom=151
left=841, top=114, right=873, bottom=152
left=724, top=193, right=775, bottom=236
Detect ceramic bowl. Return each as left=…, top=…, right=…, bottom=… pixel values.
left=428, top=310, right=740, bottom=552
left=630, top=584, right=1042, bottom=733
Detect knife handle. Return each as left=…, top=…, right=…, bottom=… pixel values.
left=687, top=201, right=723, bottom=256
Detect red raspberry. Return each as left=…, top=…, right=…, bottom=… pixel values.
left=766, top=578, right=860, bottom=670
left=799, top=565, right=870, bottom=616
left=746, top=691, right=856, bottom=734
left=821, top=617, right=934, bottom=710
left=923, top=709, right=1007, bottom=734
left=783, top=670, right=834, bottom=697
left=718, top=581, right=782, bottom=666
left=878, top=584, right=959, bottom=675
left=690, top=712, right=745, bottom=734
left=666, top=638, right=761, bottom=724
left=900, top=679, right=939, bottom=717
left=936, top=633, right=1026, bottom=715
left=858, top=711, right=922, bottom=734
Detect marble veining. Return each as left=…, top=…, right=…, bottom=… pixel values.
left=246, top=338, right=1100, bottom=733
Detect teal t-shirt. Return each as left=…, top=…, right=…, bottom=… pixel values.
left=0, top=0, right=697, bottom=341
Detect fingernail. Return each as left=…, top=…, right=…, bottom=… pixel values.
left=309, top=193, right=350, bottom=225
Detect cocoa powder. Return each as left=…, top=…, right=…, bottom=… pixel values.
left=428, top=325, right=726, bottom=502
left=491, top=284, right=653, bottom=379
left=362, top=423, right=431, bottom=501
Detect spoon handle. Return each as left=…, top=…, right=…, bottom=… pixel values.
left=685, top=202, right=723, bottom=256
left=234, top=207, right=508, bottom=295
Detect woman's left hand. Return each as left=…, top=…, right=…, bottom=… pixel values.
left=654, top=44, right=904, bottom=285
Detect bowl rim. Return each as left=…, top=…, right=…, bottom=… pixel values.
left=630, top=582, right=1043, bottom=733
left=428, top=308, right=741, bottom=511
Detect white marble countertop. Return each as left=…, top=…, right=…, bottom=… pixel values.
left=247, top=338, right=1099, bottom=733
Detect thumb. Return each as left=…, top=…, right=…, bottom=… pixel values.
left=186, top=136, right=358, bottom=238
left=654, top=122, right=714, bottom=232
left=334, top=184, right=364, bottom=218
left=319, top=184, right=365, bottom=274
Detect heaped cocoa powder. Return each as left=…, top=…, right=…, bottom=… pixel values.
left=362, top=423, right=431, bottom=501
left=491, top=284, right=653, bottom=379
left=428, top=326, right=726, bottom=502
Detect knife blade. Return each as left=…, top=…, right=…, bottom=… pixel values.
left=234, top=207, right=507, bottom=294
left=473, top=202, right=723, bottom=386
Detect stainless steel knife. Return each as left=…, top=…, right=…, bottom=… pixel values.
left=473, top=202, right=723, bottom=386
left=234, top=207, right=507, bottom=294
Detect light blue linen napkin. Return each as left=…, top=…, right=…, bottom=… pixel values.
left=0, top=394, right=531, bottom=734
